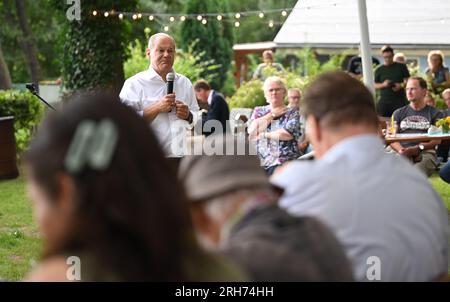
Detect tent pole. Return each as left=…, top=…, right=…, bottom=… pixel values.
left=357, top=0, right=375, bottom=96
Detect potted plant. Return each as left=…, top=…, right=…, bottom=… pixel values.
left=0, top=115, right=19, bottom=179
left=436, top=116, right=450, bottom=134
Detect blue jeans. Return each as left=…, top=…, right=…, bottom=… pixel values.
left=439, top=161, right=450, bottom=184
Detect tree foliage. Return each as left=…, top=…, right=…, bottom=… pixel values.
left=48, top=0, right=137, bottom=92
left=180, top=0, right=233, bottom=90
left=0, top=0, right=65, bottom=83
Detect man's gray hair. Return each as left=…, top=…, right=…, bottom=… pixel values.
left=442, top=88, right=450, bottom=97
left=148, top=33, right=176, bottom=50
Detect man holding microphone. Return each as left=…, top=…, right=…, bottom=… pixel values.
left=120, top=33, right=199, bottom=160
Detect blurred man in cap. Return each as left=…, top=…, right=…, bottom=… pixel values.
left=179, top=135, right=353, bottom=281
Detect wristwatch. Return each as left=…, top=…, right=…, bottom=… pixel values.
left=418, top=144, right=425, bottom=152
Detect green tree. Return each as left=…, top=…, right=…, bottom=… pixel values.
left=180, top=0, right=233, bottom=90
left=50, top=0, right=137, bottom=92
left=228, top=0, right=297, bottom=43
left=1, top=0, right=66, bottom=83
left=0, top=40, right=12, bottom=89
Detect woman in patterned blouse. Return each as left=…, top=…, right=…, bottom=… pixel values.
left=248, top=76, right=301, bottom=175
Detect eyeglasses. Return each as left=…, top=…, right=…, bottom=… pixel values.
left=268, top=88, right=283, bottom=93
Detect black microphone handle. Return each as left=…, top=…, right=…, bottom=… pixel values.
left=167, top=81, right=174, bottom=95
left=167, top=81, right=174, bottom=112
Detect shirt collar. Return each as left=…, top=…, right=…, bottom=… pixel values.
left=147, top=66, right=180, bottom=81
left=320, top=134, right=384, bottom=163
left=207, top=90, right=214, bottom=105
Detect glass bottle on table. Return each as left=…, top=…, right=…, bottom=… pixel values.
left=386, top=120, right=398, bottom=137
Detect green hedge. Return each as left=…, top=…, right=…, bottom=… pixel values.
left=227, top=70, right=308, bottom=110
left=0, top=90, right=44, bottom=153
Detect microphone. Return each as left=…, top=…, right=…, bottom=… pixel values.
left=166, top=72, right=175, bottom=95
left=26, top=83, right=56, bottom=111
left=166, top=72, right=175, bottom=112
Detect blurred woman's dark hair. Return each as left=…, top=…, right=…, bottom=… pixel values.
left=24, top=92, right=195, bottom=281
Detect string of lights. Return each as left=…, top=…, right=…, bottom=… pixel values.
left=89, top=1, right=448, bottom=31
left=89, top=1, right=356, bottom=23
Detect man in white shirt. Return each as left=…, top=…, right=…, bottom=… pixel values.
left=271, top=71, right=449, bottom=281
left=119, top=33, right=199, bottom=157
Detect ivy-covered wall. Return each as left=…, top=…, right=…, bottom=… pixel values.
left=53, top=1, right=137, bottom=92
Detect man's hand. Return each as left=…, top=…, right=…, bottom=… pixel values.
left=299, top=141, right=309, bottom=153
left=158, top=94, right=176, bottom=113
left=175, top=100, right=190, bottom=120
left=398, top=146, right=419, bottom=159
left=271, top=107, right=288, bottom=118
left=382, top=79, right=391, bottom=88
left=392, top=83, right=403, bottom=92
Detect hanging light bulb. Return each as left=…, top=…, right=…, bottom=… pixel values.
left=137, top=13, right=142, bottom=19
left=202, top=19, right=207, bottom=25
left=217, top=15, right=223, bottom=21
left=170, top=16, right=175, bottom=22
left=259, top=12, right=264, bottom=18
left=149, top=15, right=154, bottom=21
left=197, top=15, right=203, bottom=21
left=104, top=12, right=109, bottom=17
left=118, top=13, right=124, bottom=20
left=164, top=26, right=169, bottom=32
left=132, top=14, right=138, bottom=20
left=269, top=21, right=274, bottom=27
left=180, top=16, right=186, bottom=21
left=281, top=10, right=287, bottom=17
left=234, top=21, right=240, bottom=27
left=92, top=10, right=98, bottom=16
left=235, top=13, right=241, bottom=19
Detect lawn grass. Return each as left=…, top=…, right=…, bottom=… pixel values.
left=0, top=176, right=41, bottom=281
left=0, top=172, right=449, bottom=281
left=430, top=174, right=450, bottom=209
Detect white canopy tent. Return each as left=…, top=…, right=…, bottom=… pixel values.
left=275, top=0, right=450, bottom=49
left=233, top=0, right=450, bottom=87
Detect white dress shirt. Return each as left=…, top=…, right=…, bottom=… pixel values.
left=271, top=134, right=449, bottom=281
left=119, top=67, right=199, bottom=157
left=207, top=89, right=214, bottom=105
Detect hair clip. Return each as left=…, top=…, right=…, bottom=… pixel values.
left=88, top=119, right=119, bottom=171
left=64, top=119, right=119, bottom=174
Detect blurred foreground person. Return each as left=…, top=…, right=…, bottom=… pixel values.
left=24, top=93, right=245, bottom=282
left=272, top=71, right=449, bottom=281
left=179, top=136, right=354, bottom=281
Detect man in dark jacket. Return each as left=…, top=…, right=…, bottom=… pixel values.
left=194, top=80, right=230, bottom=136
left=178, top=135, right=354, bottom=281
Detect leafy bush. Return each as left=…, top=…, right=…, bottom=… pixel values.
left=227, top=79, right=265, bottom=109
left=124, top=40, right=220, bottom=84
left=227, top=49, right=351, bottom=110
left=124, top=40, right=149, bottom=79
left=0, top=90, right=44, bottom=153
left=227, top=69, right=308, bottom=110
left=292, top=47, right=348, bottom=77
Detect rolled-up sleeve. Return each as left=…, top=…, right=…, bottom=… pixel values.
left=119, top=80, right=144, bottom=116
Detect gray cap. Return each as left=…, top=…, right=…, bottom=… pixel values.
left=178, top=136, right=279, bottom=202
